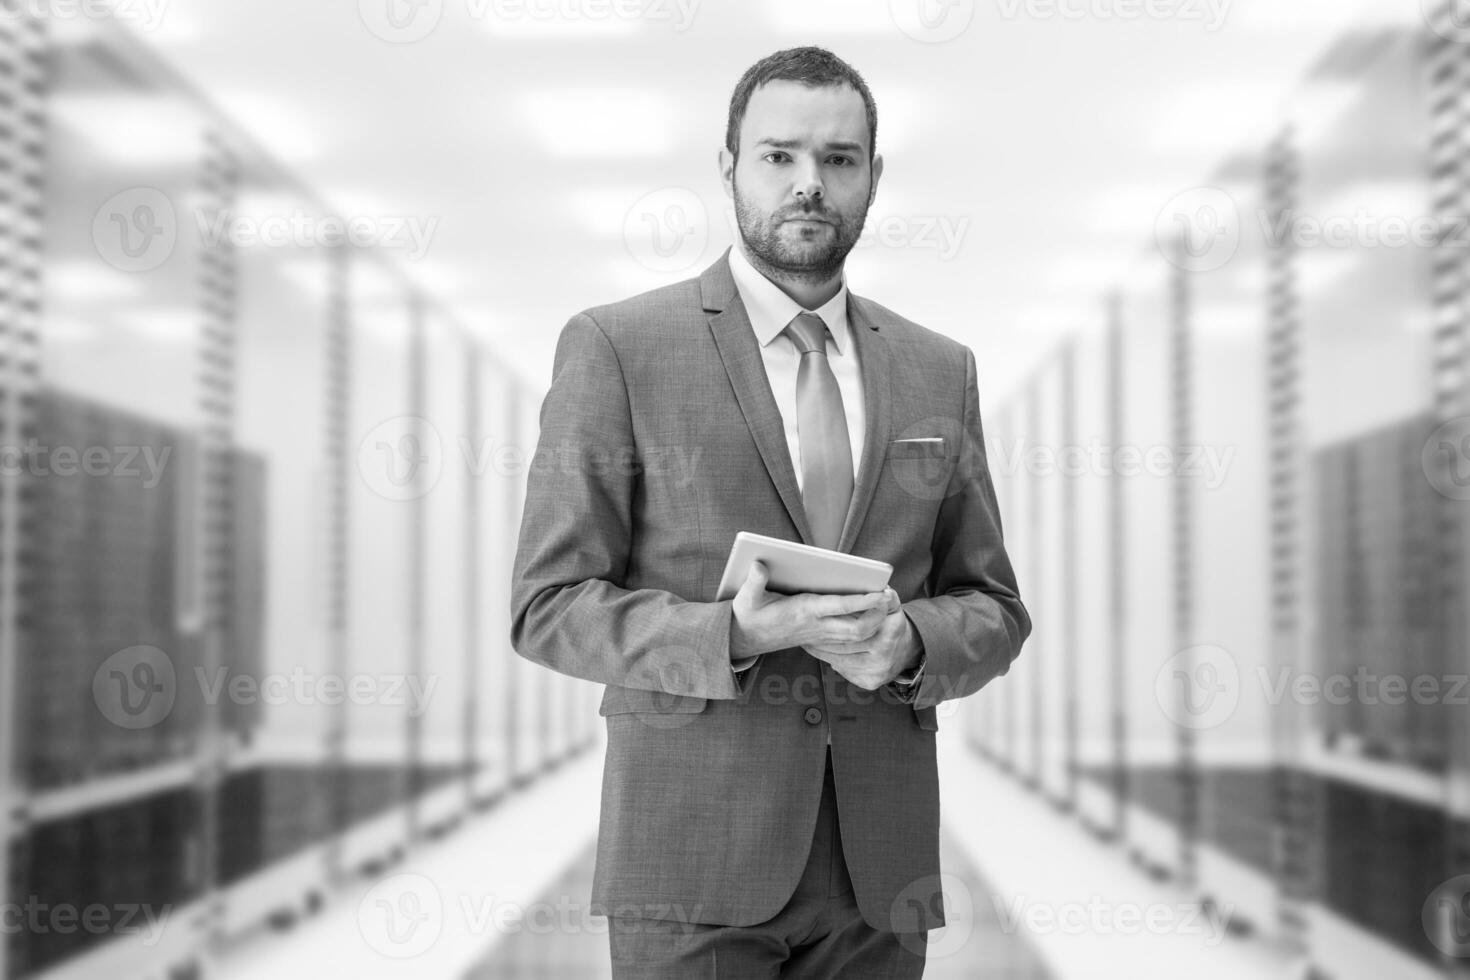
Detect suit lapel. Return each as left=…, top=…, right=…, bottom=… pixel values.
left=699, top=250, right=894, bottom=555
left=837, top=295, right=891, bottom=555
left=703, top=253, right=815, bottom=545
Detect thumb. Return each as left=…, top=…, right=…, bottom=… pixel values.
left=739, top=559, right=770, bottom=604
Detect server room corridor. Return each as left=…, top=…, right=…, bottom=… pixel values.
left=4, top=0, right=1468, bottom=978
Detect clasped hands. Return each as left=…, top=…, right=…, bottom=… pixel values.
left=728, top=560, right=921, bottom=691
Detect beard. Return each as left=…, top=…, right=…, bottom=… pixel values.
left=733, top=178, right=869, bottom=286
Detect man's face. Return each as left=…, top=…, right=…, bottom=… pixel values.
left=720, top=80, right=883, bottom=280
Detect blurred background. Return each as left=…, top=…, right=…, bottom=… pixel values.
left=1, top=0, right=1467, bottom=977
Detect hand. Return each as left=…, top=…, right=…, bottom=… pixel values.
left=803, top=587, right=921, bottom=691
left=729, top=561, right=893, bottom=660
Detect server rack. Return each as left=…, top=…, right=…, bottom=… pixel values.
left=1186, top=152, right=1276, bottom=938
left=990, top=404, right=1018, bottom=777
left=1, top=10, right=595, bottom=980
left=509, top=394, right=543, bottom=786
left=413, top=307, right=474, bottom=840
left=1105, top=296, right=1130, bottom=843
left=212, top=164, right=335, bottom=939
left=0, top=11, right=42, bottom=979
left=1117, top=253, right=1186, bottom=882
left=967, top=404, right=1013, bottom=770
left=470, top=362, right=517, bottom=808
left=1058, top=341, right=1080, bottom=815
left=1008, top=388, right=1039, bottom=789
left=968, top=17, right=1470, bottom=980
left=1033, top=360, right=1072, bottom=810
left=335, top=263, right=415, bottom=878
left=322, top=246, right=352, bottom=888
left=1262, top=124, right=1316, bottom=965
left=463, top=342, right=490, bottom=811
left=1068, top=314, right=1122, bottom=842
left=1426, top=6, right=1470, bottom=977
left=1290, top=28, right=1446, bottom=980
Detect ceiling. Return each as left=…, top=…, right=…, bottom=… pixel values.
left=112, top=0, right=1415, bottom=404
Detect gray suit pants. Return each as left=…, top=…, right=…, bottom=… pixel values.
left=608, top=748, right=928, bottom=978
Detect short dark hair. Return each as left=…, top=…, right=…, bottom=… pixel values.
left=725, top=46, right=878, bottom=164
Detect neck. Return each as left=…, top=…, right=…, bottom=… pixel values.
left=738, top=243, right=844, bottom=311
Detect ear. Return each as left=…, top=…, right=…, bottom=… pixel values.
left=868, top=152, right=884, bottom=207
left=718, top=147, right=735, bottom=199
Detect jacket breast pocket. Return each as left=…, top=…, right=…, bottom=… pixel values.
left=598, top=684, right=710, bottom=716
left=887, top=437, right=948, bottom=459
left=885, top=437, right=954, bottom=502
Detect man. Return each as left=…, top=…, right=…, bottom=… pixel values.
left=511, top=46, right=1029, bottom=978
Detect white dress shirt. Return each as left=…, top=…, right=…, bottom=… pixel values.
left=727, top=244, right=866, bottom=493
left=725, top=246, right=872, bottom=715
left=722, top=247, right=924, bottom=704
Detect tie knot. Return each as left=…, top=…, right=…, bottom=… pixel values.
left=786, top=312, right=829, bottom=356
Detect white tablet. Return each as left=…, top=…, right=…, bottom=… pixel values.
left=715, top=531, right=893, bottom=600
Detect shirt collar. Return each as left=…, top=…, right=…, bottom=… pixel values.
left=727, top=243, right=852, bottom=355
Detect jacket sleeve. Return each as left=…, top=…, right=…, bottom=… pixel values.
left=509, top=312, right=746, bottom=700
left=899, top=345, right=1031, bottom=709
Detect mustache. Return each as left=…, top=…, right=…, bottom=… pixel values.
left=779, top=206, right=838, bottom=222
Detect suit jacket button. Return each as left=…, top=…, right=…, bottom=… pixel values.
left=803, top=707, right=823, bottom=725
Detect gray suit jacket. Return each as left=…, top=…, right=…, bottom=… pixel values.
left=510, top=248, right=1030, bottom=933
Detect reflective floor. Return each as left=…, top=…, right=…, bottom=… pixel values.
left=465, top=832, right=1054, bottom=979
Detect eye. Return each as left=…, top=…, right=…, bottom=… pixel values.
left=828, top=155, right=854, bottom=167
left=763, top=151, right=790, bottom=164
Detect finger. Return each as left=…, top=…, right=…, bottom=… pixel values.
left=806, top=641, right=871, bottom=658
left=807, top=589, right=890, bottom=618
left=881, top=588, right=901, bottom=615
left=738, top=559, right=769, bottom=603
left=830, top=605, right=891, bottom=642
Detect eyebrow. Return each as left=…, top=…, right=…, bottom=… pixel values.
left=754, top=138, right=866, bottom=154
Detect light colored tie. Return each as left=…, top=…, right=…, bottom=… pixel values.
left=785, top=312, right=854, bottom=550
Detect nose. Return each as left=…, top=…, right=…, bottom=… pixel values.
left=792, top=156, right=824, bottom=205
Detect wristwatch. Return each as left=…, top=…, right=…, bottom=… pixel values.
left=889, top=620, right=926, bottom=704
